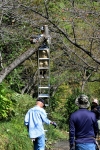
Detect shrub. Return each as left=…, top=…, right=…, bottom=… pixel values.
left=0, top=83, right=15, bottom=120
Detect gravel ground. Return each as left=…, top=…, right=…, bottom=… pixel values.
left=52, top=140, right=69, bottom=150
left=52, top=139, right=100, bottom=150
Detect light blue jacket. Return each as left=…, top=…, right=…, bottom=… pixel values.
left=24, top=105, right=51, bottom=138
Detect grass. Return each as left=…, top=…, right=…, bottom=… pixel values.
left=0, top=93, right=68, bottom=150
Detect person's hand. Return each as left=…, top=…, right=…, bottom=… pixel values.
left=51, top=122, right=57, bottom=128
left=31, top=138, right=35, bottom=142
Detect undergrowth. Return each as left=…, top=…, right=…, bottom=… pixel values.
left=0, top=93, right=68, bottom=150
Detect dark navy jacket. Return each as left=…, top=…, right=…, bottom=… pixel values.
left=91, top=105, right=100, bottom=120
left=69, top=108, right=98, bottom=145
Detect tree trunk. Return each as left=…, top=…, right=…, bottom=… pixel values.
left=0, top=40, right=43, bottom=83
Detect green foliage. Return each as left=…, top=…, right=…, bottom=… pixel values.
left=64, top=89, right=83, bottom=131
left=0, top=0, right=100, bottom=149
left=49, top=96, right=58, bottom=111
left=0, top=83, right=15, bottom=120
left=2, top=12, right=13, bottom=25
left=0, top=134, right=9, bottom=150
left=0, top=93, right=67, bottom=150
left=49, top=87, right=81, bottom=130
left=0, top=118, right=33, bottom=150
left=0, top=94, right=35, bottom=150
left=6, top=67, right=25, bottom=93
left=49, top=84, right=71, bottom=130
left=87, top=81, right=100, bottom=99
left=11, top=93, right=36, bottom=114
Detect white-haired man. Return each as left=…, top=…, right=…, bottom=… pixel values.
left=24, top=98, right=57, bottom=150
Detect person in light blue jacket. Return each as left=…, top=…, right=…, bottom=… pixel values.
left=24, top=98, right=57, bottom=150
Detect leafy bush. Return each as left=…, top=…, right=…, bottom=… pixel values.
left=0, top=83, right=15, bottom=120
left=64, top=89, right=87, bottom=131
left=0, top=93, right=67, bottom=150
left=0, top=93, right=35, bottom=150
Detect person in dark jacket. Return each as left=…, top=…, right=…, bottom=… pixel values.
left=91, top=99, right=100, bottom=120
left=91, top=98, right=100, bottom=137
left=69, top=94, right=98, bottom=150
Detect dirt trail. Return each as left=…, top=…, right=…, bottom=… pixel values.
left=52, top=140, right=69, bottom=150
left=52, top=139, right=100, bottom=150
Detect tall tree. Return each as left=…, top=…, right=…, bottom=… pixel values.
left=0, top=0, right=100, bottom=93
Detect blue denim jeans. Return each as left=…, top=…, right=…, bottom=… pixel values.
left=33, top=134, right=45, bottom=150
left=75, top=143, right=96, bottom=150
